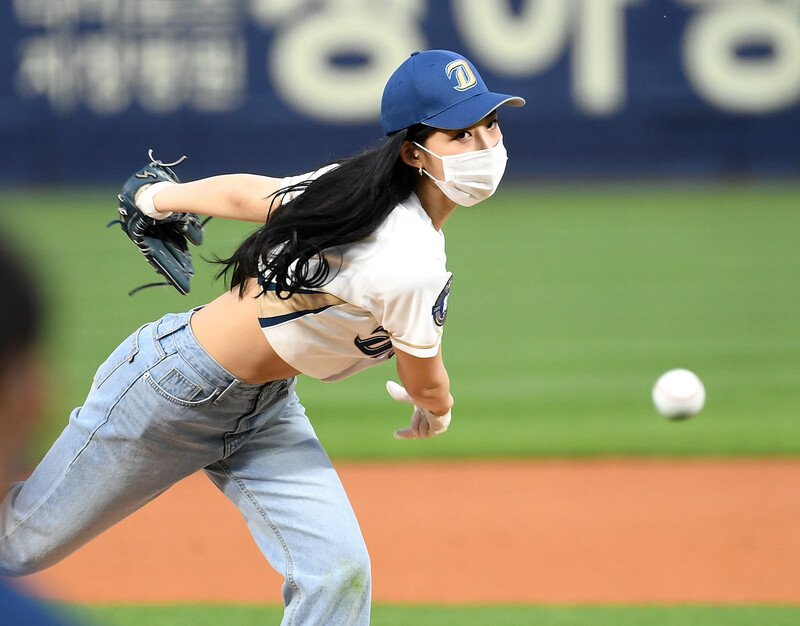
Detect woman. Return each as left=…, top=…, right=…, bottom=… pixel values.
left=0, top=49, right=524, bottom=624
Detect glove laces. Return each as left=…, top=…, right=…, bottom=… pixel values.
left=127, top=281, right=172, bottom=296
left=147, top=149, right=187, bottom=168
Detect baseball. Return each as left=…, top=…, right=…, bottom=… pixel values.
left=652, top=368, right=705, bottom=419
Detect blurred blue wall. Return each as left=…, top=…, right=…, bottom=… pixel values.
left=1, top=0, right=799, bottom=183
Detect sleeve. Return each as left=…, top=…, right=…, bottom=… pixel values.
left=278, top=164, right=339, bottom=204
left=376, top=269, right=453, bottom=358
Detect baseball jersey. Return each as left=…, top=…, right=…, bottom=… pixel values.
left=257, top=168, right=453, bottom=382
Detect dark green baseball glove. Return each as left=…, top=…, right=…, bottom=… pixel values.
left=111, top=153, right=204, bottom=295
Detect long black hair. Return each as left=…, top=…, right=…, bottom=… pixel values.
left=218, top=123, right=435, bottom=298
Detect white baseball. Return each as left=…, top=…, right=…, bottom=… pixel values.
left=652, top=368, right=705, bottom=419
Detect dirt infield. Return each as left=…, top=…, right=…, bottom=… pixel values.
left=17, top=459, right=800, bottom=604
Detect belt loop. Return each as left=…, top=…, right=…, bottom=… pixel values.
left=155, top=316, right=188, bottom=340
left=214, top=379, right=239, bottom=405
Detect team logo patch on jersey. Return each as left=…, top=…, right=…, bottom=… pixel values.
left=354, top=326, right=394, bottom=358
left=432, top=275, right=453, bottom=327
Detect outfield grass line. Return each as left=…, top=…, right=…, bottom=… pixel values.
left=63, top=602, right=800, bottom=626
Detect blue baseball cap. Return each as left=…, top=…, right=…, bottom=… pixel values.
left=380, top=50, right=525, bottom=135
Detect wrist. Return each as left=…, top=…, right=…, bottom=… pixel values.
left=135, top=180, right=176, bottom=220
left=426, top=394, right=454, bottom=417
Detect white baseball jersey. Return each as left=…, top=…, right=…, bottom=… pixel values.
left=257, top=168, right=453, bottom=382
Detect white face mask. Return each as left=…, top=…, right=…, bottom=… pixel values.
left=413, top=137, right=508, bottom=206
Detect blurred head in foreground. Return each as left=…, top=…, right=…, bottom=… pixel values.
left=0, top=234, right=77, bottom=624
left=0, top=234, right=43, bottom=497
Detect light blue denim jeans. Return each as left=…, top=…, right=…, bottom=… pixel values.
left=0, top=311, right=371, bottom=625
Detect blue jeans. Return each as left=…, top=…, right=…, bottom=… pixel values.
left=0, top=311, right=371, bottom=625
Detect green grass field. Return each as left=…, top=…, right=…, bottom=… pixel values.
left=55, top=603, right=800, bottom=625
left=2, top=183, right=799, bottom=624
left=1, top=184, right=798, bottom=460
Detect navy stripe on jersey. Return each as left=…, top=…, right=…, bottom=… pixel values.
left=258, top=304, right=337, bottom=328
left=257, top=281, right=346, bottom=329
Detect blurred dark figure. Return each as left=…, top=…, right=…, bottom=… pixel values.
left=0, top=235, right=71, bottom=624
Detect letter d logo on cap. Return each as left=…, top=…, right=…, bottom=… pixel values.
left=445, top=59, right=477, bottom=91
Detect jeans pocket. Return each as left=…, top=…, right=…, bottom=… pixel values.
left=143, top=367, right=218, bottom=407
left=93, top=327, right=142, bottom=388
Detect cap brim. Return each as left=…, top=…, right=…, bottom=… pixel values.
left=421, top=92, right=525, bottom=131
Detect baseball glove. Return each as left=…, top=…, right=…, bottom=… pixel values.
left=110, top=152, right=204, bottom=295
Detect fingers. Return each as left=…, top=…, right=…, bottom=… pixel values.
left=417, top=409, right=430, bottom=438
left=166, top=213, right=204, bottom=246
left=183, top=216, right=204, bottom=246
left=394, top=405, right=423, bottom=439
left=428, top=411, right=452, bottom=436
left=386, top=380, right=413, bottom=404
left=393, top=427, right=416, bottom=439
left=394, top=407, right=450, bottom=439
left=387, top=381, right=451, bottom=439
left=141, top=235, right=193, bottom=295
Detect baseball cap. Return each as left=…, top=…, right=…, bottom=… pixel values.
left=380, top=50, right=525, bottom=135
